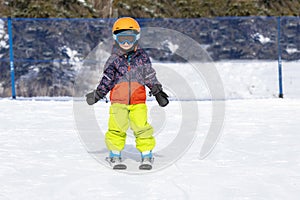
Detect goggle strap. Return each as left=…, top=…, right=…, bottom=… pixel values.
left=136, top=33, right=140, bottom=40
left=113, top=34, right=117, bottom=40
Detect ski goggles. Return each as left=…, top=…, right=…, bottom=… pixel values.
left=113, top=33, right=140, bottom=45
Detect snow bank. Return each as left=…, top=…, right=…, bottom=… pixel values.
left=151, top=60, right=300, bottom=100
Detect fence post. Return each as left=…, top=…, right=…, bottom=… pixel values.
left=277, top=16, right=283, bottom=98
left=7, top=17, right=16, bottom=99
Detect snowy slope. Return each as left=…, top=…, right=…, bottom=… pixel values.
left=151, top=61, right=300, bottom=100
left=0, top=98, right=300, bottom=200
left=1, top=59, right=300, bottom=199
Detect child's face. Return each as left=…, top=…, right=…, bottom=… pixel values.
left=119, top=42, right=134, bottom=50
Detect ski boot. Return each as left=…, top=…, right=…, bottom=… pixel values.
left=106, top=151, right=127, bottom=170
left=139, top=151, right=154, bottom=170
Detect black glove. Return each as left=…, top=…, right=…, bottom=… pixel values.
left=155, top=90, right=169, bottom=107
left=151, top=84, right=169, bottom=107
left=85, top=90, right=104, bottom=105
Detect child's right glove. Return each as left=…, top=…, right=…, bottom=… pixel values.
left=151, top=84, right=169, bottom=107
left=85, top=90, right=104, bottom=105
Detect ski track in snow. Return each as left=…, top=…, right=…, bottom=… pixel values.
left=0, top=99, right=300, bottom=200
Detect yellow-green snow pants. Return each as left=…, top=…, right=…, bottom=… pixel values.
left=105, top=103, right=155, bottom=152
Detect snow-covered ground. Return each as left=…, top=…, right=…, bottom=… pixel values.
left=0, top=98, right=300, bottom=200
left=151, top=61, right=300, bottom=100
left=1, top=60, right=300, bottom=199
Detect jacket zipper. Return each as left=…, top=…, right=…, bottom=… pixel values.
left=127, top=54, right=132, bottom=105
left=128, top=66, right=131, bottom=105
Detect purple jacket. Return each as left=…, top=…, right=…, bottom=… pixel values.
left=97, top=45, right=161, bottom=104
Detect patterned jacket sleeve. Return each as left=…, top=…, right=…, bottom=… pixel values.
left=143, top=52, right=162, bottom=90
left=96, top=55, right=116, bottom=96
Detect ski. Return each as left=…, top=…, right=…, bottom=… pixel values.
left=139, top=163, right=152, bottom=170
left=113, top=163, right=127, bottom=170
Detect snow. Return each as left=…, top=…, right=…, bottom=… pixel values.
left=0, top=19, right=4, bottom=35
left=77, top=0, right=87, bottom=7
left=0, top=99, right=300, bottom=199
left=0, top=19, right=9, bottom=57
left=76, top=0, right=95, bottom=11
left=251, top=33, right=271, bottom=44
left=60, top=46, right=81, bottom=65
left=1, top=60, right=300, bottom=199
left=151, top=61, right=299, bottom=100
left=0, top=40, right=7, bottom=49
left=165, top=41, right=179, bottom=53
left=286, top=46, right=300, bottom=54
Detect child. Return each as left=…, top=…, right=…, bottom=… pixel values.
left=86, top=17, right=169, bottom=170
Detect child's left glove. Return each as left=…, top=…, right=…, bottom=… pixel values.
left=155, top=90, right=169, bottom=107
left=85, top=90, right=104, bottom=105
left=151, top=84, right=169, bottom=107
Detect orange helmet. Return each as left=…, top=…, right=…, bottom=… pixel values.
left=112, top=17, right=141, bottom=34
